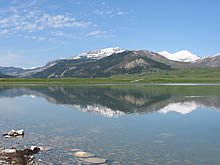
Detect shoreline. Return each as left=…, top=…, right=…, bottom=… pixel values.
left=0, top=83, right=220, bottom=87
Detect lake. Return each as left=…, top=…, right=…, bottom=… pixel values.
left=0, top=86, right=220, bottom=164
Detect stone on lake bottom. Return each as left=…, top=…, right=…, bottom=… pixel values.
left=30, top=146, right=52, bottom=152
left=74, top=151, right=95, bottom=158
left=4, top=135, right=15, bottom=138
left=83, top=157, right=107, bottom=164
left=111, top=161, right=121, bottom=165
left=38, top=146, right=52, bottom=151
left=30, top=146, right=40, bottom=151
left=1, top=149, right=16, bottom=154
left=71, top=149, right=83, bottom=152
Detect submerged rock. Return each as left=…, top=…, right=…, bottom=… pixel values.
left=73, top=150, right=108, bottom=164
left=1, top=149, right=16, bottom=154
left=84, top=157, right=107, bottom=164
left=30, top=146, right=41, bottom=152
left=71, top=148, right=83, bottom=152
left=74, top=151, right=95, bottom=158
left=0, top=147, right=40, bottom=165
left=30, top=146, right=52, bottom=152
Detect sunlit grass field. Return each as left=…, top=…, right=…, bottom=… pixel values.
left=1, top=68, right=220, bottom=84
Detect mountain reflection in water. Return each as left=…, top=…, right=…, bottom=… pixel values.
left=0, top=86, right=220, bottom=117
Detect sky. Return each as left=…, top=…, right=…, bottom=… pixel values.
left=0, top=0, right=220, bottom=68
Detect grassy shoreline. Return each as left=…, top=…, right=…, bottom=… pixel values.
left=1, top=78, right=220, bottom=84
left=1, top=68, right=220, bottom=84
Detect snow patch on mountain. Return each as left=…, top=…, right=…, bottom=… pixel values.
left=158, top=50, right=201, bottom=63
left=159, top=101, right=200, bottom=114
left=73, top=104, right=125, bottom=118
left=70, top=47, right=126, bottom=60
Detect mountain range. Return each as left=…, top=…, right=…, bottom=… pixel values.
left=0, top=87, right=219, bottom=118
left=0, top=47, right=220, bottom=78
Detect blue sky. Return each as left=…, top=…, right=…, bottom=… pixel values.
left=0, top=0, right=220, bottom=68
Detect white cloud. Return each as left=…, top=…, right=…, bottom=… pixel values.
left=87, top=30, right=106, bottom=38
left=93, top=8, right=127, bottom=17
left=0, top=10, right=91, bottom=34
left=88, top=30, right=105, bottom=36
left=0, top=29, right=9, bottom=35
left=93, top=9, right=105, bottom=15
left=9, top=0, right=38, bottom=11
left=51, top=31, right=83, bottom=40
left=52, top=31, right=66, bottom=36
left=0, top=6, right=92, bottom=41
left=23, top=35, right=47, bottom=40
left=116, top=11, right=127, bottom=16
left=51, top=31, right=74, bottom=38
left=0, top=1, right=118, bottom=41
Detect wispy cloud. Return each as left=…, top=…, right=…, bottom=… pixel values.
left=0, top=1, right=123, bottom=42
left=93, top=8, right=127, bottom=17
left=0, top=29, right=9, bottom=35
left=87, top=30, right=106, bottom=38
left=0, top=10, right=91, bottom=34
left=23, top=35, right=47, bottom=41
left=116, top=11, right=127, bottom=16
left=10, top=0, right=38, bottom=9
left=0, top=0, right=93, bottom=41
left=52, top=31, right=67, bottom=37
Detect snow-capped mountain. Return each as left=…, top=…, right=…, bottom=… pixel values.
left=70, top=47, right=126, bottom=60
left=2, top=47, right=220, bottom=78
left=158, top=50, right=201, bottom=63
left=159, top=101, right=201, bottom=115
left=11, top=47, right=125, bottom=77
left=72, top=104, right=125, bottom=118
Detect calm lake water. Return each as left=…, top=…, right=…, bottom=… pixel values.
left=0, top=86, right=220, bottom=165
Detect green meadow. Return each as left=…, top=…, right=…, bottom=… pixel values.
left=1, top=68, right=220, bottom=84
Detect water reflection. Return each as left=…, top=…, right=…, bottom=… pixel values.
left=0, top=87, right=220, bottom=117
left=1, top=86, right=220, bottom=165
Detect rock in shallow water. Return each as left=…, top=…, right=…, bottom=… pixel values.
left=0, top=147, right=40, bottom=165
left=83, top=157, right=107, bottom=164
left=30, top=146, right=52, bottom=152
left=16, top=129, right=24, bottom=135
left=3, top=129, right=24, bottom=138
left=1, top=149, right=16, bottom=154
left=71, top=149, right=83, bottom=152
left=74, top=151, right=95, bottom=158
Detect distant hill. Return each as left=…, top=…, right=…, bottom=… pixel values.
left=1, top=47, right=220, bottom=78
left=0, top=66, right=26, bottom=77
left=0, top=72, right=14, bottom=78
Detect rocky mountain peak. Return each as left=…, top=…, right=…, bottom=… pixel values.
left=158, top=50, right=201, bottom=63
left=70, top=47, right=126, bottom=60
